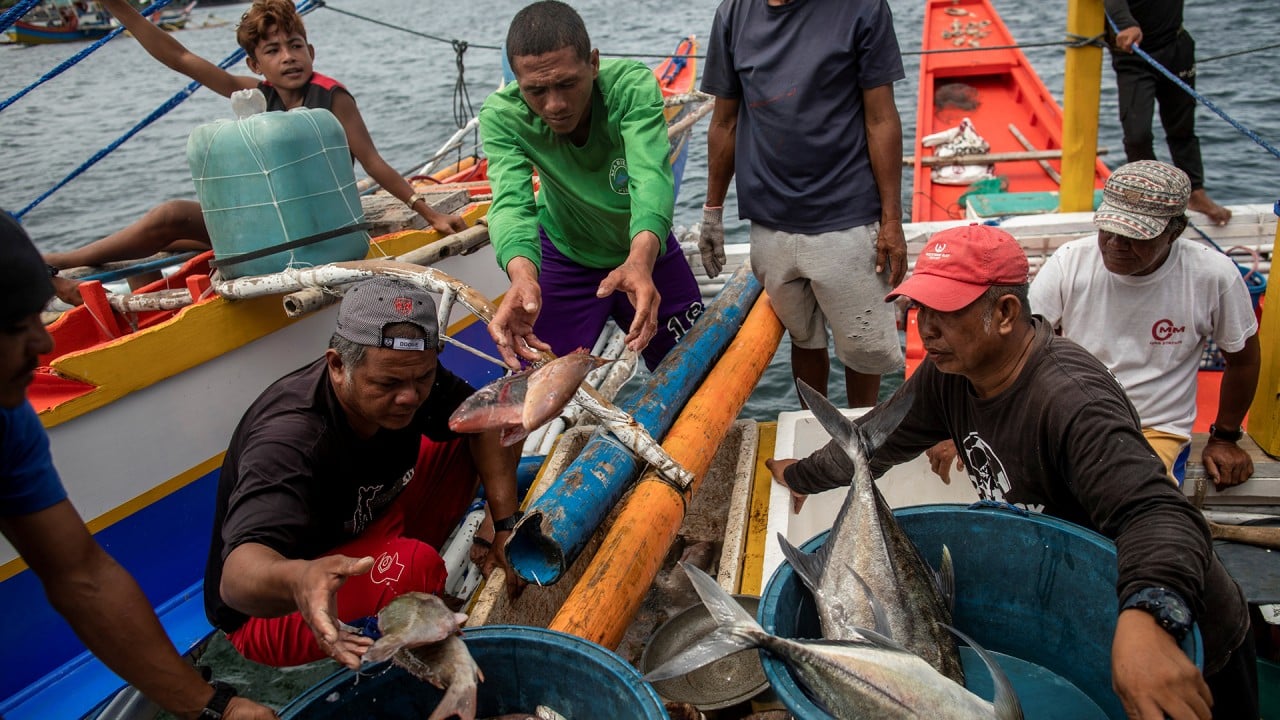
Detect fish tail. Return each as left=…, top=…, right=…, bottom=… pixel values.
left=776, top=532, right=827, bottom=596
left=426, top=678, right=479, bottom=720
left=643, top=562, right=764, bottom=682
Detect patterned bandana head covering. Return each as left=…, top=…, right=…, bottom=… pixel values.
left=1094, top=160, right=1191, bottom=241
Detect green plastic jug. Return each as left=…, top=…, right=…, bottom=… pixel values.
left=187, top=107, right=369, bottom=280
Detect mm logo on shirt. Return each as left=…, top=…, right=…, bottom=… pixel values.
left=1150, top=318, right=1186, bottom=344
left=609, top=158, right=629, bottom=195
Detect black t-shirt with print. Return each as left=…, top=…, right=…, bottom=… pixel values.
left=787, top=318, right=1249, bottom=673
left=203, top=356, right=473, bottom=632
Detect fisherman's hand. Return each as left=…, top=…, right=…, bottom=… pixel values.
left=483, top=530, right=527, bottom=599
left=222, top=696, right=280, bottom=720
left=491, top=259, right=552, bottom=369
left=1203, top=438, right=1254, bottom=490
left=1112, top=610, right=1211, bottom=720
left=926, top=440, right=964, bottom=485
left=875, top=220, right=908, bottom=287
left=599, top=243, right=661, bottom=353
left=698, top=206, right=727, bottom=278
left=295, top=555, right=375, bottom=670
left=1116, top=27, right=1143, bottom=52
left=426, top=210, right=469, bottom=236
left=765, top=458, right=808, bottom=513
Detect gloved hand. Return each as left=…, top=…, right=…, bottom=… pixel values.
left=699, top=205, right=726, bottom=278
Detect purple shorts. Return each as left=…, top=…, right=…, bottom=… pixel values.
left=534, top=228, right=704, bottom=371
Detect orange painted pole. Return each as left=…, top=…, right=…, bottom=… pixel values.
left=549, top=294, right=784, bottom=648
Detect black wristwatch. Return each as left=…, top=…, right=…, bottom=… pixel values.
left=1121, top=587, right=1192, bottom=642
left=1208, top=424, right=1243, bottom=443
left=198, top=680, right=238, bottom=720
left=493, top=510, right=524, bottom=533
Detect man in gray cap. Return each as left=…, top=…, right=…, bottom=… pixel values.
left=204, top=276, right=520, bottom=670
left=0, top=213, right=277, bottom=719
left=1029, top=159, right=1260, bottom=488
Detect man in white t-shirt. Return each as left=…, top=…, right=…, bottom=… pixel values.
left=1029, top=160, right=1260, bottom=488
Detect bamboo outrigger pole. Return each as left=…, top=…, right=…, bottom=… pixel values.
left=548, top=293, right=784, bottom=649
left=1060, top=0, right=1106, bottom=212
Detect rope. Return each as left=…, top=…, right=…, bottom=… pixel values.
left=452, top=39, right=475, bottom=130
left=0, top=0, right=43, bottom=35
left=14, top=0, right=321, bottom=220
left=1105, top=14, right=1280, bottom=161
left=1198, top=42, right=1280, bottom=65
left=0, top=0, right=176, bottom=114
left=313, top=1, right=500, bottom=50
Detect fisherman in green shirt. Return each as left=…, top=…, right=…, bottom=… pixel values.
left=480, top=0, right=704, bottom=371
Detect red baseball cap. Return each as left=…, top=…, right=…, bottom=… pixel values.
left=886, top=224, right=1029, bottom=311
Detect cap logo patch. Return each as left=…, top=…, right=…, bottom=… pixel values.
left=393, top=296, right=414, bottom=317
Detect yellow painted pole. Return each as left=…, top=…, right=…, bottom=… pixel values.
left=549, top=295, right=785, bottom=648
left=1247, top=220, right=1280, bottom=455
left=1060, top=0, right=1105, bottom=212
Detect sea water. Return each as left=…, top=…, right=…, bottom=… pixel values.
left=2, top=2, right=1276, bottom=711
left=3, top=0, right=1277, bottom=415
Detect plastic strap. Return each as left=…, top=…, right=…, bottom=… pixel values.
left=207, top=222, right=373, bottom=270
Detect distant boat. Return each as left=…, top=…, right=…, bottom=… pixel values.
left=146, top=0, right=195, bottom=31
left=8, top=0, right=117, bottom=44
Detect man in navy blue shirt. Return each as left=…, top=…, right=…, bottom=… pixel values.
left=698, top=0, right=908, bottom=408
left=0, top=212, right=276, bottom=720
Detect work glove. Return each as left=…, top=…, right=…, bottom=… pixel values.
left=698, top=205, right=726, bottom=278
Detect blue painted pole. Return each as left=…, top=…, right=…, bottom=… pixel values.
left=505, top=264, right=762, bottom=585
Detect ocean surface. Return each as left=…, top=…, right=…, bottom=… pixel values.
left=3, top=0, right=1277, bottom=419
left=3, top=0, right=1276, bottom=711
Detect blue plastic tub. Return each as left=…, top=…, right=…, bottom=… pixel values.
left=758, top=504, right=1203, bottom=720
left=279, top=625, right=669, bottom=719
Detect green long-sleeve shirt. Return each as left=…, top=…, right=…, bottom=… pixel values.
left=479, top=59, right=675, bottom=271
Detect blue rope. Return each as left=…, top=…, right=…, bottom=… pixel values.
left=1104, top=14, right=1280, bottom=161
left=0, top=0, right=43, bottom=35
left=0, top=0, right=176, bottom=114
left=14, top=0, right=322, bottom=220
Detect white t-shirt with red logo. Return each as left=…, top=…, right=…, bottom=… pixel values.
left=1029, top=236, right=1258, bottom=437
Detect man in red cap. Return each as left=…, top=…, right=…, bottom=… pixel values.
left=768, top=223, right=1256, bottom=720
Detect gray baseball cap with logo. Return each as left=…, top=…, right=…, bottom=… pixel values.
left=335, top=277, right=440, bottom=351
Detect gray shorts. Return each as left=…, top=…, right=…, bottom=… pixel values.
left=750, top=222, right=904, bottom=375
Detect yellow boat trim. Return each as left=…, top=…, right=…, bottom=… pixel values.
left=0, top=453, right=225, bottom=583
left=739, top=421, right=777, bottom=596
left=41, top=206, right=491, bottom=429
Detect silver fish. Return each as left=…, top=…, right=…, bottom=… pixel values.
left=778, top=380, right=964, bottom=684
left=363, top=592, right=468, bottom=664
left=645, top=563, right=1022, bottom=720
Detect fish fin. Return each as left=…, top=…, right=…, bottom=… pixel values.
left=425, top=678, right=479, bottom=720
left=847, top=566, right=896, bottom=642
left=941, top=623, right=1024, bottom=720
left=643, top=562, right=763, bottom=682
left=776, top=532, right=827, bottom=597
left=795, top=380, right=859, bottom=457
left=935, top=544, right=956, bottom=615
left=854, top=383, right=916, bottom=454
left=500, top=425, right=530, bottom=447
left=362, top=635, right=404, bottom=665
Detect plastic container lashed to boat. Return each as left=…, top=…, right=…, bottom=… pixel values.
left=758, top=504, right=1203, bottom=720
left=187, top=107, right=370, bottom=280
left=279, top=625, right=670, bottom=719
